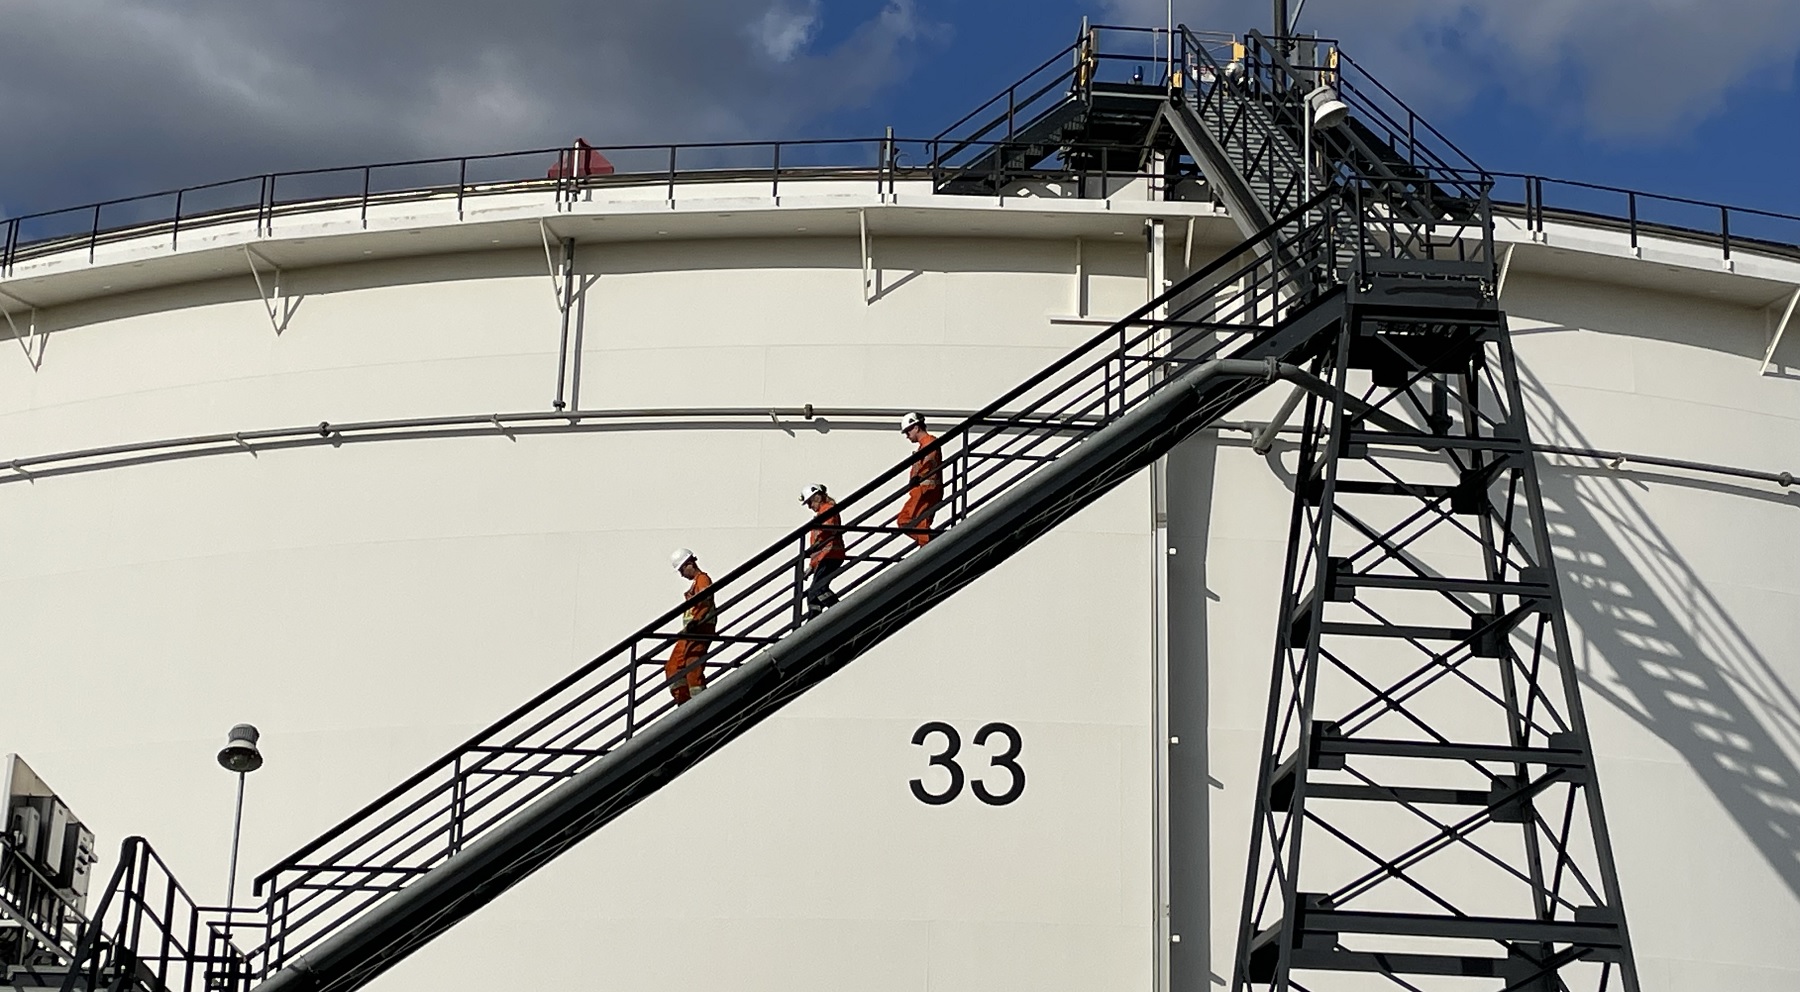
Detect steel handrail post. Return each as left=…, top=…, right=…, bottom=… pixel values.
left=183, top=896, right=200, bottom=992
left=448, top=757, right=464, bottom=856
left=157, top=874, right=176, bottom=991
left=171, top=189, right=185, bottom=251
left=276, top=890, right=291, bottom=971
left=1116, top=325, right=1127, bottom=417
left=88, top=203, right=101, bottom=263
left=1628, top=191, right=1638, bottom=253
left=457, top=158, right=467, bottom=220
left=771, top=142, right=781, bottom=201
left=360, top=167, right=372, bottom=228
left=667, top=146, right=677, bottom=203
left=1526, top=175, right=1539, bottom=233
left=626, top=645, right=638, bottom=737
left=1722, top=205, right=1732, bottom=261
left=1354, top=186, right=1366, bottom=287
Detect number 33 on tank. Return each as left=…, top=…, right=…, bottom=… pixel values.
left=908, top=721, right=1025, bottom=806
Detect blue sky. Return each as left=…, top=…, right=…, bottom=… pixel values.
left=2, top=0, right=1797, bottom=231
left=805, top=0, right=1800, bottom=221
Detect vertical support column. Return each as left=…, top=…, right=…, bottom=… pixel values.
left=1164, top=428, right=1225, bottom=992
left=1073, top=238, right=1086, bottom=318
left=552, top=236, right=576, bottom=411
left=1145, top=215, right=1175, bottom=991
left=861, top=209, right=874, bottom=304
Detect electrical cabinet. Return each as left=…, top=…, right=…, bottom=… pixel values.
left=1, top=754, right=99, bottom=973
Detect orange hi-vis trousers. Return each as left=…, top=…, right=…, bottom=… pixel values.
left=666, top=634, right=709, bottom=704
left=897, top=485, right=942, bottom=546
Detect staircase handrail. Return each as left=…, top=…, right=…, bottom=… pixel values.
left=1177, top=26, right=1312, bottom=223
left=1241, top=30, right=1492, bottom=211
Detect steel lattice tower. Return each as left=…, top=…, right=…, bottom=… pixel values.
left=1230, top=297, right=1641, bottom=991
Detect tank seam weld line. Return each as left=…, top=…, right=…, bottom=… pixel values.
left=0, top=406, right=1792, bottom=491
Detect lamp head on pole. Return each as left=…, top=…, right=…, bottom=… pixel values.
left=1307, top=85, right=1350, bottom=129
left=217, top=724, right=263, bottom=774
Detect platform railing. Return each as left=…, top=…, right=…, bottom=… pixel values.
left=926, top=24, right=1215, bottom=174
left=0, top=834, right=88, bottom=971
left=2, top=135, right=1795, bottom=286
left=57, top=837, right=253, bottom=992
left=0, top=134, right=1193, bottom=279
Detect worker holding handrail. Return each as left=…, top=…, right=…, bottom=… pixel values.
left=897, top=412, right=943, bottom=546
left=665, top=549, right=714, bottom=704
left=800, top=484, right=847, bottom=617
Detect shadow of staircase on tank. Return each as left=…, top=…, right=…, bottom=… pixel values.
left=1520, top=365, right=1800, bottom=902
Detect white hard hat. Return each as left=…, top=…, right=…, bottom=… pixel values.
left=900, top=411, right=925, bottom=432
left=800, top=483, right=828, bottom=504
left=670, top=548, right=695, bottom=571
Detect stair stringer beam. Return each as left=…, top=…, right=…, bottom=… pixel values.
left=939, top=98, right=1089, bottom=193
left=1152, top=101, right=1276, bottom=244
left=249, top=292, right=1351, bottom=992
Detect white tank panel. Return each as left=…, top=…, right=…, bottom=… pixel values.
left=3, top=200, right=1800, bottom=991
left=0, top=230, right=1166, bottom=992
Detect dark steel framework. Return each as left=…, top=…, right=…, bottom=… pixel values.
left=1, top=834, right=83, bottom=984
left=53, top=837, right=253, bottom=992
left=1231, top=302, right=1640, bottom=992
left=1188, top=25, right=1642, bottom=992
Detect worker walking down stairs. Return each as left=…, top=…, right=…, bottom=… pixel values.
left=800, top=483, right=847, bottom=617
left=665, top=548, right=714, bottom=704
left=897, top=412, right=942, bottom=546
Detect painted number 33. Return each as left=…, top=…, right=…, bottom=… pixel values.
left=909, top=721, right=1025, bottom=806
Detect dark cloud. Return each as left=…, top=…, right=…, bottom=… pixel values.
left=0, top=0, right=940, bottom=216
left=1108, top=0, right=1800, bottom=138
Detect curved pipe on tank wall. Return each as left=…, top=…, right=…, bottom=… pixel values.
left=0, top=402, right=1792, bottom=493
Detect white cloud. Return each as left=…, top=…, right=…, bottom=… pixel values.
left=0, top=0, right=946, bottom=216
left=753, top=0, right=823, bottom=63
left=1105, top=0, right=1800, bottom=138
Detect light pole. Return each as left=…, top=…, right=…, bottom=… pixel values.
left=1302, top=82, right=1350, bottom=205
left=216, top=724, right=264, bottom=927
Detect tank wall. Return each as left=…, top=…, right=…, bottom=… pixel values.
left=6, top=218, right=1800, bottom=992
left=0, top=233, right=1166, bottom=990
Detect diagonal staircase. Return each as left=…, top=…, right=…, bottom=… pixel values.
left=61, top=182, right=1372, bottom=992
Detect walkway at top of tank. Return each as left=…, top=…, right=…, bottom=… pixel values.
left=2, top=149, right=1798, bottom=330
left=3, top=18, right=1800, bottom=358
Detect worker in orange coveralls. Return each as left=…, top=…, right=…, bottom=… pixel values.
left=665, top=548, right=713, bottom=704
left=800, top=484, right=847, bottom=617
left=896, top=412, right=942, bottom=546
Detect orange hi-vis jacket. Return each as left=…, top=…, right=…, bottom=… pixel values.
left=910, top=431, right=943, bottom=492
left=682, top=570, right=716, bottom=632
left=808, top=499, right=848, bottom=569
